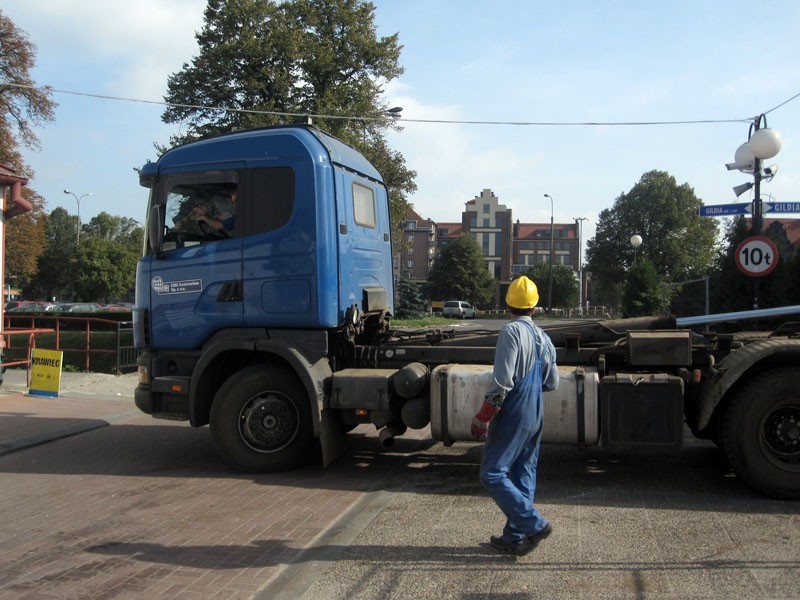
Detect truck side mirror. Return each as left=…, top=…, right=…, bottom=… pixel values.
left=148, top=205, right=164, bottom=253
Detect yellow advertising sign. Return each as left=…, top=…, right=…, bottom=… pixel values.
left=29, top=348, right=64, bottom=398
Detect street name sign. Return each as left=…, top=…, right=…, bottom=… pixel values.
left=735, top=236, right=779, bottom=277
left=765, top=201, right=800, bottom=214
left=698, top=203, right=752, bottom=217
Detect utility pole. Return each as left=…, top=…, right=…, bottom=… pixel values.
left=574, top=217, right=588, bottom=315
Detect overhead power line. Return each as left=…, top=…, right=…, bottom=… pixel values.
left=4, top=82, right=799, bottom=127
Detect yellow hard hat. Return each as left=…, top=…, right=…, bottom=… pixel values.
left=506, top=276, right=539, bottom=309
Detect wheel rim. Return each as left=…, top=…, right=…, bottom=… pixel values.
left=238, top=391, right=300, bottom=453
left=760, top=401, right=800, bottom=470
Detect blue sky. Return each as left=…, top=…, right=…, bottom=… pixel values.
left=4, top=0, right=800, bottom=247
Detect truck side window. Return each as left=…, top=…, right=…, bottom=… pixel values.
left=163, top=180, right=239, bottom=249
left=353, top=183, right=376, bottom=228
left=249, top=167, right=294, bottom=234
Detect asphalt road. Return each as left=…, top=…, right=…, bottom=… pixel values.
left=260, top=431, right=800, bottom=599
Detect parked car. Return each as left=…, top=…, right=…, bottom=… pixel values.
left=442, top=300, right=476, bottom=319
left=49, top=303, right=101, bottom=313
left=5, top=302, right=53, bottom=312
left=4, top=301, right=51, bottom=311
left=100, top=303, right=133, bottom=312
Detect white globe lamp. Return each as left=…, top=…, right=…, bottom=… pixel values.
left=749, top=128, right=782, bottom=159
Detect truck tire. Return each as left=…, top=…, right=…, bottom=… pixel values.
left=210, top=364, right=314, bottom=472
left=721, top=368, right=800, bottom=499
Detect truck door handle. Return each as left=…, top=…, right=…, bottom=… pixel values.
left=217, top=281, right=243, bottom=302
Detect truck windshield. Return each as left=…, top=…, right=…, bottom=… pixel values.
left=161, top=178, right=238, bottom=250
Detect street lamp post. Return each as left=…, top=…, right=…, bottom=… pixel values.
left=543, top=194, right=555, bottom=312
left=726, top=114, right=782, bottom=309
left=630, top=234, right=643, bottom=264
left=575, top=217, right=589, bottom=315
left=63, top=189, right=93, bottom=243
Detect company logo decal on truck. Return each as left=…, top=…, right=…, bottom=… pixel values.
left=151, top=275, right=203, bottom=295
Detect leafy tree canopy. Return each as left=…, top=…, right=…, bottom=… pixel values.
left=622, top=258, right=663, bottom=317
left=709, top=216, right=799, bottom=314
left=5, top=191, right=46, bottom=288
left=71, top=213, right=143, bottom=302
left=0, top=10, right=57, bottom=297
left=161, top=0, right=416, bottom=243
left=0, top=9, right=56, bottom=169
left=522, top=263, right=578, bottom=311
left=585, top=170, right=717, bottom=308
left=426, top=235, right=496, bottom=308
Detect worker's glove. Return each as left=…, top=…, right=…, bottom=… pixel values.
left=471, top=400, right=500, bottom=439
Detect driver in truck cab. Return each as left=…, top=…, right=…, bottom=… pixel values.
left=196, top=190, right=237, bottom=234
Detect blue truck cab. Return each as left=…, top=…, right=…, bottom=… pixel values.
left=134, top=125, right=394, bottom=470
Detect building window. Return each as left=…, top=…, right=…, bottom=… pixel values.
left=482, top=234, right=490, bottom=254
left=483, top=204, right=490, bottom=213
left=483, top=218, right=490, bottom=227
left=407, top=234, right=415, bottom=243
left=470, top=218, right=477, bottom=228
left=408, top=260, right=414, bottom=269
left=406, top=220, right=417, bottom=229
left=407, top=247, right=413, bottom=255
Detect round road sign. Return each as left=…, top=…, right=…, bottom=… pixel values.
left=735, top=236, right=779, bottom=277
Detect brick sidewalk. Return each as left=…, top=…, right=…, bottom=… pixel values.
left=0, top=377, right=432, bottom=599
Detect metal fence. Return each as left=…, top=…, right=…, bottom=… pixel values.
left=2, top=314, right=138, bottom=374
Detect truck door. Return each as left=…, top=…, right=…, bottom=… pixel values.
left=146, top=170, right=243, bottom=350
left=334, top=169, right=394, bottom=315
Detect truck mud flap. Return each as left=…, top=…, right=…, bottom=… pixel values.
left=319, top=409, right=349, bottom=467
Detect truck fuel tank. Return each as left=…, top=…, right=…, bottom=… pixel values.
left=430, top=364, right=599, bottom=446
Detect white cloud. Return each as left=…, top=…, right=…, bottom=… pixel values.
left=4, top=0, right=206, bottom=99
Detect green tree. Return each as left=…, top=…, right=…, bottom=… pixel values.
left=622, top=258, right=662, bottom=317
left=82, top=212, right=141, bottom=244
left=71, top=213, right=143, bottom=302
left=523, top=263, right=578, bottom=311
left=0, top=9, right=57, bottom=166
left=161, top=0, right=415, bottom=244
left=426, top=235, right=496, bottom=308
left=586, top=170, right=717, bottom=310
left=395, top=273, right=426, bottom=319
left=5, top=190, right=46, bottom=290
left=24, top=207, right=77, bottom=301
left=1, top=10, right=57, bottom=295
left=710, top=216, right=798, bottom=314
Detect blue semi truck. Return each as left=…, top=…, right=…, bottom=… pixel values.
left=134, top=125, right=800, bottom=499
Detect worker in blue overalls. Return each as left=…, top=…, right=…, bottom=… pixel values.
left=471, top=275, right=559, bottom=555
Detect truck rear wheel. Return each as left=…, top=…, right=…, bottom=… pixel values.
left=210, top=364, right=314, bottom=472
left=722, top=368, right=800, bottom=499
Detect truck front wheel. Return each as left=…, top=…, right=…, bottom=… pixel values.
left=210, top=364, right=314, bottom=472
left=722, top=368, right=800, bottom=499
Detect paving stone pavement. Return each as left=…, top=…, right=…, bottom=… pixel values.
left=0, top=369, right=798, bottom=599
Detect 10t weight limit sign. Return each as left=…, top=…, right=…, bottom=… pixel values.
left=735, top=236, right=779, bottom=277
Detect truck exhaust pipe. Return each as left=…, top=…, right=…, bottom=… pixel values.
left=378, top=423, right=408, bottom=448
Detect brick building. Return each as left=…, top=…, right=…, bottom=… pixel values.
left=398, top=189, right=580, bottom=307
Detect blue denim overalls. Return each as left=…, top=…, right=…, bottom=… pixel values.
left=479, top=320, right=549, bottom=543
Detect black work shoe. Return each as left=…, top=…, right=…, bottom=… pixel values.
left=490, top=523, right=553, bottom=556
left=527, top=523, right=553, bottom=544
